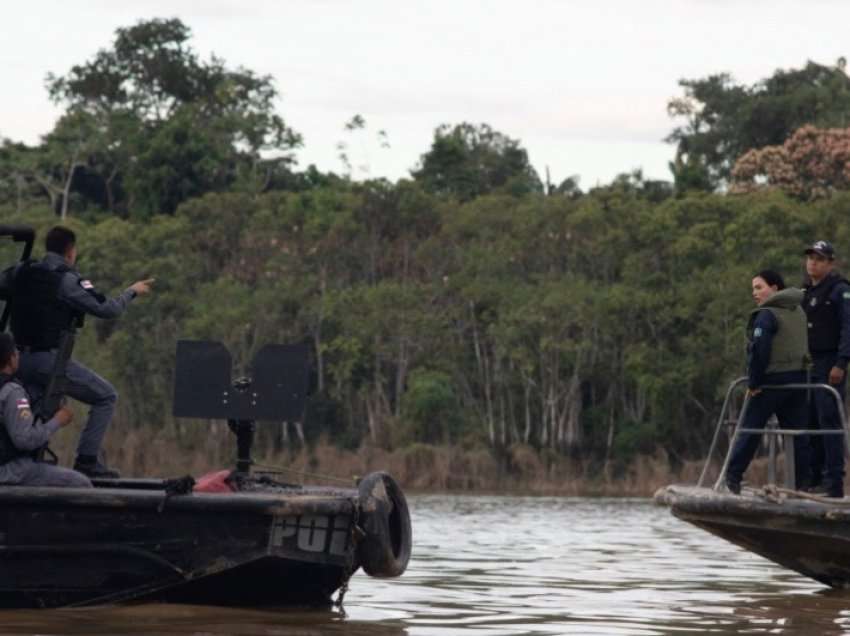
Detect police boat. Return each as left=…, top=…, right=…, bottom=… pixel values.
left=655, top=376, right=850, bottom=588
left=0, top=225, right=412, bottom=609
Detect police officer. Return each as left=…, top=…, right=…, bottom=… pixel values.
left=0, top=333, right=92, bottom=488
left=802, top=240, right=850, bottom=498
left=726, top=270, right=811, bottom=494
left=0, top=226, right=153, bottom=478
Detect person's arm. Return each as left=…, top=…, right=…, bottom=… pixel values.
left=832, top=282, right=850, bottom=372
left=747, top=310, right=778, bottom=391
left=57, top=272, right=138, bottom=319
left=1, top=386, right=61, bottom=451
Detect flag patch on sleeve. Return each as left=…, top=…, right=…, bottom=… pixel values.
left=16, top=398, right=30, bottom=409
left=80, top=280, right=95, bottom=290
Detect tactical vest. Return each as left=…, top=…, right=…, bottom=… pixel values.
left=748, top=302, right=809, bottom=375
left=803, top=272, right=850, bottom=353
left=0, top=375, right=34, bottom=465
left=9, top=260, right=77, bottom=349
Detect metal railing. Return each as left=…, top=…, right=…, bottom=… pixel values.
left=697, top=377, right=850, bottom=491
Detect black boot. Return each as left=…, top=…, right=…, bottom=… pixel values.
left=726, top=476, right=742, bottom=495
left=826, top=481, right=844, bottom=499
left=74, top=455, right=121, bottom=479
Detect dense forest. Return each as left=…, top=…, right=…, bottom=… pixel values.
left=3, top=19, right=850, bottom=491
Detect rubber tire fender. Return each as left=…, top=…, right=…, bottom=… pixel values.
left=356, top=471, right=412, bottom=578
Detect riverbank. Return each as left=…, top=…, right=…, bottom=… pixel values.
left=49, top=424, right=705, bottom=496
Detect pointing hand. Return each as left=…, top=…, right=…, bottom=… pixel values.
left=130, top=279, right=155, bottom=295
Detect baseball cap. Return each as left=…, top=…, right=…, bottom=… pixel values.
left=804, top=240, right=836, bottom=259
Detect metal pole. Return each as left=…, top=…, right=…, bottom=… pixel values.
left=784, top=433, right=796, bottom=489
left=699, top=377, right=748, bottom=487
left=714, top=392, right=752, bottom=491
left=767, top=421, right=776, bottom=486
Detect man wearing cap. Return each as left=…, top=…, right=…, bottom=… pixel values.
left=802, top=240, right=850, bottom=498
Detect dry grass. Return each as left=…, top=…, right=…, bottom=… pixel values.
left=45, top=421, right=710, bottom=495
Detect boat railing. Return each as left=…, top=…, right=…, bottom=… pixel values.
left=697, top=377, right=849, bottom=491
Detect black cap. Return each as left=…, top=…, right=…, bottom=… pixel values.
left=804, top=240, right=836, bottom=259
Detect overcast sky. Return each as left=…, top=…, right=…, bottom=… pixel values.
left=3, top=0, right=849, bottom=188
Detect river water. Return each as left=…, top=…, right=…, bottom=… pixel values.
left=1, top=494, right=848, bottom=635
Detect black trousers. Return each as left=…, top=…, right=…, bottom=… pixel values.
left=808, top=352, right=847, bottom=486
left=727, top=382, right=811, bottom=488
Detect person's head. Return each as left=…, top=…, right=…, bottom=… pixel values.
left=45, top=226, right=77, bottom=265
left=0, top=333, right=18, bottom=375
left=804, top=240, right=835, bottom=282
left=752, top=269, right=785, bottom=306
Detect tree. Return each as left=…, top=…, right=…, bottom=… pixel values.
left=411, top=123, right=542, bottom=201
left=45, top=17, right=301, bottom=216
left=731, top=124, right=850, bottom=200
left=667, top=60, right=850, bottom=190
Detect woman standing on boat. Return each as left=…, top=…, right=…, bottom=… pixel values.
left=725, top=270, right=811, bottom=494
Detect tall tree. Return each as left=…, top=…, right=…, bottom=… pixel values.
left=45, top=17, right=302, bottom=216
left=666, top=60, right=850, bottom=191
left=412, top=123, right=542, bottom=201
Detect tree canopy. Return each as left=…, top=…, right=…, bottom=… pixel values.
left=667, top=60, right=850, bottom=191
left=40, top=17, right=301, bottom=216
left=411, top=122, right=543, bottom=201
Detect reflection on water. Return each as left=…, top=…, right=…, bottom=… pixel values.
left=2, top=495, right=850, bottom=635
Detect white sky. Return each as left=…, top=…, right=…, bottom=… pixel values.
left=2, top=0, right=849, bottom=188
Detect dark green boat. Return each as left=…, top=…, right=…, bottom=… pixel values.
left=0, top=225, right=412, bottom=609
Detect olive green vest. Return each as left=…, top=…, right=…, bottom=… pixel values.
left=748, top=288, right=808, bottom=374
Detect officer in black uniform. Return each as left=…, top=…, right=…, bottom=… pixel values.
left=0, top=226, right=153, bottom=478
left=802, top=240, right=850, bottom=498
left=0, top=333, right=91, bottom=487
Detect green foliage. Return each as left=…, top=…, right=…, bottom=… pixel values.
left=37, top=17, right=301, bottom=217
left=1, top=179, right=832, bottom=470
left=401, top=369, right=460, bottom=444
left=411, top=123, right=543, bottom=201
left=667, top=60, right=850, bottom=190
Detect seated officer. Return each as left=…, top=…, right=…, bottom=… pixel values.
left=0, top=333, right=92, bottom=488
left=726, top=270, right=811, bottom=494
left=0, top=226, right=153, bottom=478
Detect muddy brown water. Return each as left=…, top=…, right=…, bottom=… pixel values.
left=1, top=495, right=848, bottom=635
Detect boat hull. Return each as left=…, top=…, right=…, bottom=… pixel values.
left=656, top=485, right=850, bottom=588
left=0, top=482, right=358, bottom=608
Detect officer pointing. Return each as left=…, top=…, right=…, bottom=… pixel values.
left=802, top=240, right=850, bottom=498
left=0, top=226, right=153, bottom=478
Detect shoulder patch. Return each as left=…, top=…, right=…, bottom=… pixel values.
left=79, top=279, right=95, bottom=290
left=16, top=398, right=30, bottom=409
left=843, top=291, right=850, bottom=300
left=18, top=408, right=32, bottom=420
left=753, top=327, right=763, bottom=338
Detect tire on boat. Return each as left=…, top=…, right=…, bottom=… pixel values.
left=356, top=471, right=412, bottom=578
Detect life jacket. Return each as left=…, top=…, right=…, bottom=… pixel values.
left=803, top=271, right=850, bottom=353
left=9, top=260, right=78, bottom=350
left=748, top=288, right=808, bottom=374
left=0, top=375, right=35, bottom=465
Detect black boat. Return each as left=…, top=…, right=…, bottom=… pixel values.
left=656, top=376, right=850, bottom=588
left=0, top=225, right=412, bottom=609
